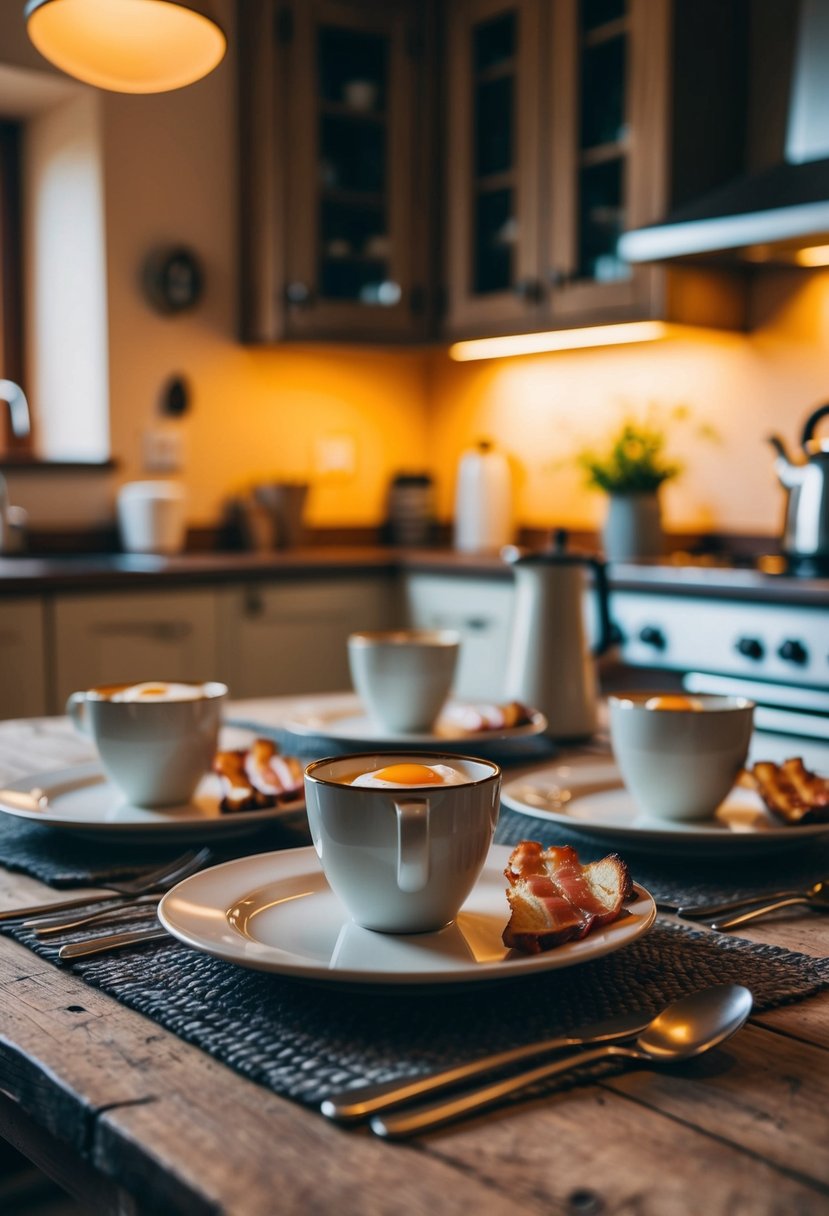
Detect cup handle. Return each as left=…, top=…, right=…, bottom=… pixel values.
left=66, top=691, right=89, bottom=736
left=394, top=799, right=430, bottom=893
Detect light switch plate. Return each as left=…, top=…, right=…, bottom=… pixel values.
left=143, top=428, right=184, bottom=473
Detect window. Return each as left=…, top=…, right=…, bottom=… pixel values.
left=0, top=119, right=30, bottom=456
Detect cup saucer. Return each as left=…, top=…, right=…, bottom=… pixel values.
left=0, top=763, right=304, bottom=841
left=158, top=845, right=656, bottom=987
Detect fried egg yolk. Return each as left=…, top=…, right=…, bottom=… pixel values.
left=644, top=694, right=705, bottom=712
left=351, top=763, right=464, bottom=788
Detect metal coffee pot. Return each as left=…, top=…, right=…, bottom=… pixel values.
left=502, top=536, right=615, bottom=740
left=769, top=403, right=829, bottom=568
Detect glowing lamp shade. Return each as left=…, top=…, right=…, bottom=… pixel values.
left=25, top=0, right=226, bottom=94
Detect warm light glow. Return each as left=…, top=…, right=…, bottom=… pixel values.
left=794, top=244, right=829, bottom=267
left=25, top=0, right=226, bottom=94
left=448, top=322, right=671, bottom=362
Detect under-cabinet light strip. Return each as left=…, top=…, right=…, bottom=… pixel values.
left=448, top=321, right=670, bottom=362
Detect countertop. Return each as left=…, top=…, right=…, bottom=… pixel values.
left=0, top=545, right=827, bottom=604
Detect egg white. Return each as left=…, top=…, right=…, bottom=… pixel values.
left=351, top=764, right=466, bottom=789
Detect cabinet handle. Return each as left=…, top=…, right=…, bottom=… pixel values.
left=513, top=277, right=543, bottom=304
left=464, top=618, right=491, bottom=632
left=548, top=268, right=578, bottom=288
left=91, top=622, right=192, bottom=642
left=284, top=281, right=315, bottom=308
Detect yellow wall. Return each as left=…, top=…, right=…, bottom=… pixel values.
left=426, top=270, right=829, bottom=538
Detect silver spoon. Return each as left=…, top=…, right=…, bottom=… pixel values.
left=677, top=880, right=829, bottom=922
left=370, top=984, right=753, bottom=1140
left=712, top=883, right=829, bottom=930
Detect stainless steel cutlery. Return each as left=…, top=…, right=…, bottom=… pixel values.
left=0, top=846, right=210, bottom=924
left=673, top=880, right=829, bottom=929
left=58, top=925, right=169, bottom=960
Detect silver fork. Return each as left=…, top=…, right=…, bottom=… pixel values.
left=0, top=847, right=211, bottom=924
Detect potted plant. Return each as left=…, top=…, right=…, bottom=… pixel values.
left=575, top=410, right=687, bottom=561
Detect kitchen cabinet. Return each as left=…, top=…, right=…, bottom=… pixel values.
left=0, top=598, right=47, bottom=719
left=444, top=0, right=748, bottom=337
left=402, top=573, right=515, bottom=700
left=52, top=591, right=218, bottom=710
left=239, top=0, right=435, bottom=343
left=216, top=576, right=393, bottom=697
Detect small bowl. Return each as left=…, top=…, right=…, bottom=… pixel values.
left=608, top=693, right=755, bottom=822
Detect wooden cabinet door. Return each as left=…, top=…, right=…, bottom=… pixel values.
left=216, top=577, right=393, bottom=698
left=546, top=0, right=666, bottom=322
left=52, top=591, right=218, bottom=710
left=0, top=598, right=47, bottom=720
left=402, top=574, right=515, bottom=701
left=285, top=0, right=426, bottom=340
left=444, top=0, right=545, bottom=336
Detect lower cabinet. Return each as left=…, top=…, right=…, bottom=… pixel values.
left=402, top=574, right=516, bottom=701
left=52, top=590, right=219, bottom=710
left=216, top=576, right=394, bottom=698
left=0, top=597, right=48, bottom=719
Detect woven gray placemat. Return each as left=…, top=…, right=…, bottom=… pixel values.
left=6, top=911, right=827, bottom=1110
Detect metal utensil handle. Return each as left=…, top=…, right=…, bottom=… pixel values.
left=322, top=1011, right=651, bottom=1123
left=713, top=895, right=810, bottom=931
left=370, top=1042, right=640, bottom=1139
left=34, top=894, right=162, bottom=937
left=677, top=890, right=802, bottom=920
left=0, top=891, right=120, bottom=924
left=58, top=927, right=169, bottom=960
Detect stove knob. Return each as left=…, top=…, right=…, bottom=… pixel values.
left=638, top=625, right=666, bottom=650
left=736, top=637, right=764, bottom=660
left=778, top=639, right=808, bottom=665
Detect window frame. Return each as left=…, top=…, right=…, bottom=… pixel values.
left=0, top=120, right=31, bottom=457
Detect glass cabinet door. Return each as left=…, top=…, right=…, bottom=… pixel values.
left=284, top=1, right=422, bottom=338
left=444, top=0, right=543, bottom=335
left=548, top=0, right=662, bottom=321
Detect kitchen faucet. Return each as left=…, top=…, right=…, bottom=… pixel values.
left=0, top=380, right=31, bottom=554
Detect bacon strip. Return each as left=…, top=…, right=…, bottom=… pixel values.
left=214, top=739, right=304, bottom=813
left=750, top=759, right=829, bottom=825
left=503, top=841, right=633, bottom=954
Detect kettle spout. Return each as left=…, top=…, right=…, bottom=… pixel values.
left=768, top=434, right=805, bottom=489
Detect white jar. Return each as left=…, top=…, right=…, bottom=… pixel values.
left=453, top=440, right=513, bottom=552
left=117, top=481, right=186, bottom=555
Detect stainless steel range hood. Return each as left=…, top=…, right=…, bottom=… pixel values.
left=619, top=0, right=829, bottom=265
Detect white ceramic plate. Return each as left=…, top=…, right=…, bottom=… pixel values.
left=281, top=703, right=548, bottom=751
left=157, top=844, right=656, bottom=987
left=0, top=763, right=305, bottom=841
left=501, top=759, right=829, bottom=855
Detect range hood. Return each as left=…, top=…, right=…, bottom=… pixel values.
left=619, top=0, right=829, bottom=266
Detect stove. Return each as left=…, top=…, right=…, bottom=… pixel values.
left=608, top=559, right=829, bottom=741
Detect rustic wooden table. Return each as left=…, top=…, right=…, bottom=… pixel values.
left=0, top=704, right=827, bottom=1216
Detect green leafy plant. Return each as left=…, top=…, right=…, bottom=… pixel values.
left=573, top=405, right=717, bottom=495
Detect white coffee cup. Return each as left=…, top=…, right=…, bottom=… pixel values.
left=347, top=629, right=460, bottom=733
left=304, top=753, right=501, bottom=933
left=608, top=692, right=754, bottom=822
left=66, top=680, right=228, bottom=808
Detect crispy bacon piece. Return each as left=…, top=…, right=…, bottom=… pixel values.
left=213, top=739, right=304, bottom=814
left=213, top=749, right=271, bottom=813
left=750, top=758, right=829, bottom=825
left=244, top=739, right=304, bottom=802
left=503, top=841, right=633, bottom=955
left=443, top=701, right=535, bottom=733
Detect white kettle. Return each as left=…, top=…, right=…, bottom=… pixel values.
left=503, top=535, right=614, bottom=740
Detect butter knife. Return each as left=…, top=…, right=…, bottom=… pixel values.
left=58, top=926, right=168, bottom=960
left=320, top=1008, right=653, bottom=1123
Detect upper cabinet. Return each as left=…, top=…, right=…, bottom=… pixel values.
left=240, top=0, right=435, bottom=343
left=240, top=0, right=749, bottom=345
left=444, top=0, right=748, bottom=337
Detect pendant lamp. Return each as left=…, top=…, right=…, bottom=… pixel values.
left=24, top=0, right=226, bottom=94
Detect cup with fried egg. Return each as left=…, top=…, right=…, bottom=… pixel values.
left=347, top=629, right=461, bottom=734
left=608, top=692, right=754, bottom=821
left=304, top=753, right=501, bottom=933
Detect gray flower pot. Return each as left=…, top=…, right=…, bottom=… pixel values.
left=601, top=492, right=663, bottom=561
